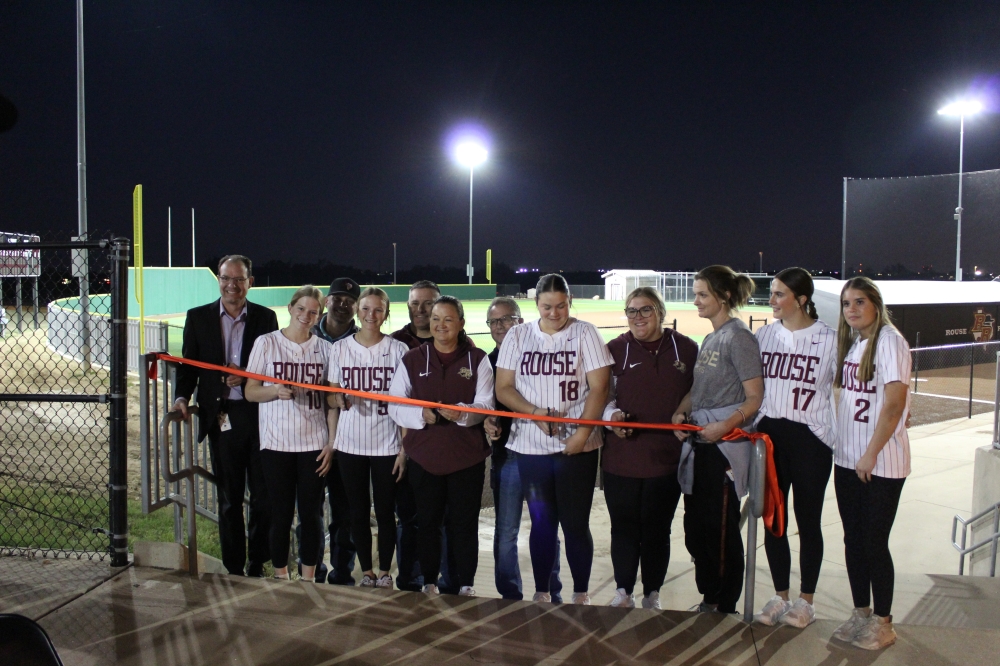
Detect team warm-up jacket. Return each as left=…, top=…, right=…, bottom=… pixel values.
left=174, top=299, right=279, bottom=442
left=602, top=329, right=698, bottom=478
left=388, top=337, right=494, bottom=475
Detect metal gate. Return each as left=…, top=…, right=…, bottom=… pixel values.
left=0, top=235, right=130, bottom=566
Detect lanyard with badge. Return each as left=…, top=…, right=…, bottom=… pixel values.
left=218, top=313, right=243, bottom=432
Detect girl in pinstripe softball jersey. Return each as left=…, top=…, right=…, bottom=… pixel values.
left=831, top=277, right=910, bottom=651
left=495, top=274, right=613, bottom=605
left=752, top=268, right=838, bottom=629
left=245, top=286, right=335, bottom=582
left=327, top=288, right=409, bottom=589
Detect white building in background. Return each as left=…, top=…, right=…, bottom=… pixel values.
left=601, top=270, right=660, bottom=301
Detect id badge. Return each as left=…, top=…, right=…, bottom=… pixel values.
left=218, top=412, right=232, bottom=432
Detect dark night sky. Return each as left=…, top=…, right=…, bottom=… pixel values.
left=2, top=1, right=1000, bottom=274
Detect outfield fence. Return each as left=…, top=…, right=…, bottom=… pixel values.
left=911, top=340, right=1000, bottom=419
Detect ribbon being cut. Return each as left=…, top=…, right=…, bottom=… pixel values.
left=152, top=352, right=784, bottom=537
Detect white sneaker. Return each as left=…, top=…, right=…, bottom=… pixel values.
left=852, top=615, right=896, bottom=650
left=572, top=592, right=591, bottom=605
left=780, top=598, right=816, bottom=628
left=753, top=596, right=792, bottom=626
left=532, top=591, right=552, bottom=603
left=375, top=574, right=393, bottom=589
left=422, top=584, right=439, bottom=595
left=359, top=574, right=376, bottom=587
left=608, top=588, right=635, bottom=608
left=641, top=591, right=661, bottom=609
left=459, top=586, right=477, bottom=597
left=833, top=608, right=872, bottom=642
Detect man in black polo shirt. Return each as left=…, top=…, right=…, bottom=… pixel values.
left=306, top=277, right=360, bottom=584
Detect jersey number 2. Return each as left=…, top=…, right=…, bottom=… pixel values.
left=559, top=380, right=579, bottom=401
left=854, top=398, right=870, bottom=423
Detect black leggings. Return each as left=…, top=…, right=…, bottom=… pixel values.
left=603, top=470, right=682, bottom=596
left=834, top=465, right=905, bottom=617
left=338, top=451, right=398, bottom=573
left=683, top=443, right=744, bottom=612
left=757, top=417, right=833, bottom=595
left=407, top=459, right=485, bottom=589
left=260, top=449, right=326, bottom=569
left=517, top=449, right=599, bottom=594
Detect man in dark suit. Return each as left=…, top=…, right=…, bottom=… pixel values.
left=172, top=255, right=278, bottom=576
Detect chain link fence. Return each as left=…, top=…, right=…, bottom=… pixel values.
left=910, top=340, right=1000, bottom=424
left=1, top=232, right=129, bottom=562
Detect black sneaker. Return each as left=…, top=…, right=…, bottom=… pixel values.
left=246, top=562, right=265, bottom=578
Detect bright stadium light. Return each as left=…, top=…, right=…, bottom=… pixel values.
left=938, top=98, right=984, bottom=282
left=451, top=136, right=489, bottom=284
left=937, top=100, right=984, bottom=116
left=454, top=141, right=488, bottom=168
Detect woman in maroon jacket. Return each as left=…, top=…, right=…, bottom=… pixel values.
left=388, top=296, right=495, bottom=596
left=603, top=287, right=698, bottom=609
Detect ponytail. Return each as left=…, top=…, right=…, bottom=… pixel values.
left=694, top=265, right=753, bottom=311
left=774, top=267, right=818, bottom=321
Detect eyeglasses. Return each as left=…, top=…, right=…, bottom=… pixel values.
left=219, top=276, right=248, bottom=285
left=624, top=306, right=656, bottom=319
left=486, top=315, right=520, bottom=328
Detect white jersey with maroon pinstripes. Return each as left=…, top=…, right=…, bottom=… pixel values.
left=755, top=319, right=838, bottom=448
left=834, top=325, right=911, bottom=478
left=497, top=318, right=614, bottom=455
left=328, top=334, right=408, bottom=456
left=246, top=330, right=334, bottom=453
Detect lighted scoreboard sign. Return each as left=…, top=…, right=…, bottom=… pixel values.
left=0, top=232, right=41, bottom=278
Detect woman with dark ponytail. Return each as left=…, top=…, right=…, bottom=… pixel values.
left=672, top=265, right=763, bottom=614
left=751, top=268, right=838, bottom=628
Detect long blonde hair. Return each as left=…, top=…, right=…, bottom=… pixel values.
left=834, top=277, right=894, bottom=387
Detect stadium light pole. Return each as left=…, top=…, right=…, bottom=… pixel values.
left=938, top=99, right=983, bottom=282
left=392, top=242, right=397, bottom=285
left=453, top=141, right=488, bottom=284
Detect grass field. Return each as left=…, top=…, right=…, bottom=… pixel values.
left=157, top=299, right=775, bottom=356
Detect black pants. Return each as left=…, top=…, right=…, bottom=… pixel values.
left=394, top=475, right=422, bottom=590
left=207, top=399, right=270, bottom=575
left=260, top=449, right=326, bottom=569
left=314, top=452, right=357, bottom=582
left=757, top=417, right=833, bottom=595
left=684, top=443, right=744, bottom=612
left=518, top=449, right=599, bottom=594
left=407, top=459, right=485, bottom=589
left=834, top=465, right=905, bottom=617
left=338, top=452, right=398, bottom=573
left=604, top=470, right=682, bottom=596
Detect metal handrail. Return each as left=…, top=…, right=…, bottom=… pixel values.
left=952, top=501, right=1000, bottom=576
left=742, top=439, right=767, bottom=622
left=160, top=406, right=217, bottom=575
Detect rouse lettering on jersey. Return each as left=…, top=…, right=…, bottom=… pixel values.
left=341, top=366, right=395, bottom=392
left=760, top=351, right=820, bottom=384
left=519, top=350, right=577, bottom=376
left=841, top=361, right=877, bottom=394
left=272, top=362, right=325, bottom=385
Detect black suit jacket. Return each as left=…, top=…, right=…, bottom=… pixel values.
left=174, top=298, right=279, bottom=442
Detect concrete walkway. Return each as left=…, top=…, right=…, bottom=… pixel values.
left=471, top=411, right=994, bottom=621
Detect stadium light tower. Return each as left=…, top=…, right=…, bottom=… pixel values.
left=938, top=99, right=983, bottom=282
left=453, top=140, right=488, bottom=284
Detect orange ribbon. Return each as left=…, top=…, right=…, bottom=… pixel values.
left=153, top=352, right=785, bottom=536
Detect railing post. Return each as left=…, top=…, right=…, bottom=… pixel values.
left=108, top=237, right=130, bottom=567
left=992, top=506, right=999, bottom=578
left=970, top=347, right=976, bottom=419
